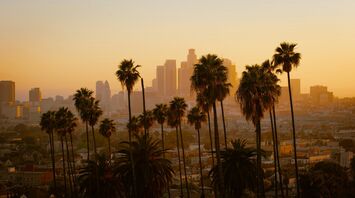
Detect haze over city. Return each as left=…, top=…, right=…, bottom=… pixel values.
left=1, top=0, right=355, bottom=100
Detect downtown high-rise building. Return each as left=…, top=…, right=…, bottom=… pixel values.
left=164, top=59, right=177, bottom=97
left=0, top=81, right=15, bottom=104
left=178, top=49, right=197, bottom=98
left=29, top=88, right=42, bottom=103
left=96, top=80, right=111, bottom=112
left=156, top=65, right=165, bottom=96
left=223, top=58, right=239, bottom=96
left=291, top=79, right=301, bottom=100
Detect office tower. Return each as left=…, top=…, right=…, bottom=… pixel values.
left=178, top=49, right=197, bottom=98
left=164, top=59, right=177, bottom=97
left=152, top=78, right=157, bottom=92
left=291, top=79, right=301, bottom=100
left=0, top=81, right=15, bottom=103
left=310, top=85, right=333, bottom=105
left=96, top=80, right=111, bottom=112
left=156, top=65, right=165, bottom=96
left=29, top=88, right=42, bottom=103
left=223, top=58, right=238, bottom=93
left=111, top=91, right=125, bottom=111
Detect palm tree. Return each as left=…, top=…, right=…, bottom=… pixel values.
left=78, top=155, right=123, bottom=198
left=138, top=110, right=154, bottom=133
left=187, top=106, right=207, bottom=197
left=237, top=65, right=281, bottom=198
left=88, top=98, right=103, bottom=158
left=210, top=139, right=258, bottom=198
left=196, top=93, right=215, bottom=167
left=127, top=116, right=143, bottom=135
left=216, top=80, right=231, bottom=149
left=153, top=103, right=170, bottom=198
left=55, top=107, right=70, bottom=197
left=261, top=59, right=284, bottom=197
left=114, top=134, right=174, bottom=198
left=167, top=108, right=184, bottom=197
left=116, top=59, right=141, bottom=197
left=191, top=54, right=228, bottom=197
left=40, top=111, right=57, bottom=194
left=73, top=88, right=94, bottom=161
left=273, top=42, right=301, bottom=197
left=170, top=97, right=190, bottom=198
left=99, top=119, right=116, bottom=163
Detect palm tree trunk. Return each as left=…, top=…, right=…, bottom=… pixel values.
left=256, top=119, right=265, bottom=198
left=197, top=128, right=205, bottom=197
left=60, top=136, right=67, bottom=197
left=269, top=110, right=278, bottom=198
left=49, top=131, right=57, bottom=194
left=207, top=111, right=215, bottom=167
left=91, top=126, right=97, bottom=158
left=212, top=102, right=224, bottom=198
left=85, top=121, right=90, bottom=161
left=273, top=105, right=285, bottom=198
left=161, top=123, right=171, bottom=198
left=141, top=78, right=147, bottom=135
left=127, top=90, right=137, bottom=198
left=69, top=133, right=78, bottom=197
left=179, top=119, right=190, bottom=198
left=175, top=126, right=184, bottom=197
left=108, top=137, right=111, bottom=164
left=287, top=72, right=300, bottom=197
left=220, top=100, right=227, bottom=149
left=65, top=135, right=73, bottom=197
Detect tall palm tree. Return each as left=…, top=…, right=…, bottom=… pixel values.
left=187, top=106, right=207, bottom=197
left=55, top=107, right=70, bottom=197
left=191, top=54, right=228, bottom=197
left=153, top=104, right=170, bottom=198
left=196, top=93, right=215, bottom=167
left=170, top=97, right=190, bottom=198
left=127, top=116, right=143, bottom=135
left=138, top=110, right=154, bottom=133
left=237, top=65, right=281, bottom=198
left=73, top=88, right=94, bottom=161
left=99, top=118, right=116, bottom=163
left=167, top=108, right=184, bottom=197
left=273, top=42, right=301, bottom=197
left=217, top=81, right=231, bottom=149
left=262, top=59, right=284, bottom=197
left=40, top=111, right=57, bottom=194
left=210, top=139, right=258, bottom=198
left=114, top=134, right=174, bottom=198
left=141, top=78, right=148, bottom=135
left=88, top=98, right=103, bottom=158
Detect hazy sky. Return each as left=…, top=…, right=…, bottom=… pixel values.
left=1, top=0, right=355, bottom=101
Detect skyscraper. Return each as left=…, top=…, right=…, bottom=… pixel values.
left=0, top=81, right=15, bottom=104
left=178, top=49, right=197, bottom=98
left=164, top=59, right=176, bottom=97
left=291, top=79, right=301, bottom=100
left=96, top=80, right=111, bottom=112
left=29, top=88, right=42, bottom=103
left=223, top=58, right=238, bottom=93
left=156, top=65, right=165, bottom=96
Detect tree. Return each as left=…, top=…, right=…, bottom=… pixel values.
left=88, top=98, right=103, bottom=158
left=237, top=65, right=281, bottom=197
left=115, top=59, right=141, bottom=197
left=73, top=88, right=94, bottom=161
left=40, top=111, right=57, bottom=195
left=210, top=139, right=258, bottom=198
left=153, top=104, right=170, bottom=198
left=191, top=54, right=228, bottom=197
left=114, top=134, right=174, bottom=198
left=300, top=161, right=349, bottom=198
left=78, top=155, right=123, bottom=198
left=169, top=97, right=190, bottom=198
left=99, top=119, right=116, bottom=163
left=127, top=116, right=143, bottom=135
left=138, top=110, right=154, bottom=133
left=273, top=42, right=301, bottom=197
left=261, top=59, right=284, bottom=197
left=167, top=107, right=184, bottom=197
left=187, top=106, right=207, bottom=197
left=216, top=81, right=231, bottom=149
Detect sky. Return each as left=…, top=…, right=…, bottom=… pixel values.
left=1, top=0, right=355, bottom=101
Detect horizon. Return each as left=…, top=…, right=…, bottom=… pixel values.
left=1, top=0, right=355, bottom=100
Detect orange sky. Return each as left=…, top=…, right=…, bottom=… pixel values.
left=1, top=1, right=355, bottom=100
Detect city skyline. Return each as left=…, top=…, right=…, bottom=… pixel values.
left=1, top=1, right=355, bottom=100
